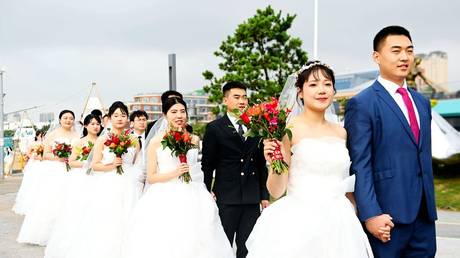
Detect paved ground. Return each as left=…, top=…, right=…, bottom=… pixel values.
left=0, top=175, right=44, bottom=258
left=1, top=174, right=460, bottom=258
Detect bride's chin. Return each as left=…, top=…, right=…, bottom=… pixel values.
left=173, top=121, right=184, bottom=127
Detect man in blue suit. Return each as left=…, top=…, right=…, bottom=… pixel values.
left=345, top=26, right=437, bottom=257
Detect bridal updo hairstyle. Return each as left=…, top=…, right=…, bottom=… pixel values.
left=295, top=61, right=336, bottom=93
left=108, top=101, right=129, bottom=117
left=162, top=97, right=188, bottom=115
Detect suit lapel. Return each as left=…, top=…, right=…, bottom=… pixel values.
left=220, top=114, right=245, bottom=145
left=373, top=81, right=417, bottom=146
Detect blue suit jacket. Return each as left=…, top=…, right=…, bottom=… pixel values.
left=344, top=80, right=437, bottom=224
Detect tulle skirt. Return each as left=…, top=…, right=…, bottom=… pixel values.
left=122, top=181, right=234, bottom=258
left=12, top=159, right=43, bottom=216
left=44, top=168, right=102, bottom=258
left=246, top=194, right=373, bottom=258
left=17, top=160, right=69, bottom=246
left=64, top=167, right=141, bottom=258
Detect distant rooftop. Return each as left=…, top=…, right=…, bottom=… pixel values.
left=335, top=70, right=379, bottom=91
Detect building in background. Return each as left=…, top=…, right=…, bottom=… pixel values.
left=334, top=70, right=379, bottom=91
left=415, top=51, right=448, bottom=92
left=127, top=89, right=217, bottom=123
left=39, top=112, right=54, bottom=123
left=334, top=70, right=379, bottom=99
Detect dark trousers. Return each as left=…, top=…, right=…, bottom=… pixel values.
left=368, top=193, right=436, bottom=258
left=218, top=203, right=260, bottom=258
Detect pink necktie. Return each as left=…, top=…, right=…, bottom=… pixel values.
left=396, top=88, right=420, bottom=144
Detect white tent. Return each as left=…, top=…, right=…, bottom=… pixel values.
left=431, top=111, right=460, bottom=160
left=81, top=82, right=105, bottom=119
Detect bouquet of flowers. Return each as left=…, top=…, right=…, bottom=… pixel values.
left=76, top=141, right=94, bottom=161
left=161, top=125, right=197, bottom=183
left=104, top=130, right=137, bottom=175
left=236, top=97, right=292, bottom=175
left=52, top=141, right=73, bottom=171
left=32, top=144, right=44, bottom=159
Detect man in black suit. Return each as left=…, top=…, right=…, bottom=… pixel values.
left=201, top=81, right=269, bottom=258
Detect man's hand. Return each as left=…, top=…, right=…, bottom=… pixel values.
left=365, top=214, right=394, bottom=243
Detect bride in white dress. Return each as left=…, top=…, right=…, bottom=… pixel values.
left=122, top=97, right=234, bottom=258
left=246, top=61, right=384, bottom=258
left=44, top=113, right=102, bottom=258
left=17, top=110, right=79, bottom=246
left=12, top=131, right=45, bottom=216
left=65, top=101, right=142, bottom=258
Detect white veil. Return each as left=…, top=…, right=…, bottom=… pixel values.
left=145, top=116, right=168, bottom=148
left=279, top=72, right=339, bottom=124
left=279, top=63, right=353, bottom=192
left=143, top=115, right=204, bottom=185
left=84, top=122, right=111, bottom=173
left=43, top=117, right=79, bottom=145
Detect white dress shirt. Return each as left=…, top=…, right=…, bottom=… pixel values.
left=377, top=76, right=420, bottom=126
left=132, top=131, right=147, bottom=182
left=133, top=132, right=146, bottom=164
left=227, top=112, right=247, bottom=136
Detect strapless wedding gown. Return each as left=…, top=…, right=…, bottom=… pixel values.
left=246, top=137, right=373, bottom=258
left=122, top=147, right=234, bottom=258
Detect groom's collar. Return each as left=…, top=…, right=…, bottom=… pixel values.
left=377, top=76, right=408, bottom=95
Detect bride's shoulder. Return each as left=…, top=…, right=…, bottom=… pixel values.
left=146, top=134, right=162, bottom=151
left=72, top=137, right=84, bottom=147
left=191, top=134, right=200, bottom=145
left=328, top=122, right=347, bottom=140
left=287, top=116, right=303, bottom=128
left=96, top=134, right=108, bottom=142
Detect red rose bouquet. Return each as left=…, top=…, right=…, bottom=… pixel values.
left=161, top=125, right=197, bottom=183
left=236, top=97, right=292, bottom=175
left=104, top=130, right=137, bottom=175
left=76, top=141, right=94, bottom=162
left=52, top=141, right=73, bottom=171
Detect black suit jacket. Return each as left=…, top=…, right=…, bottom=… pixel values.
left=201, top=114, right=269, bottom=205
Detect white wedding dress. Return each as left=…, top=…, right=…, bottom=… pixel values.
left=12, top=153, right=43, bottom=216
left=121, top=147, right=234, bottom=258
left=17, top=137, right=73, bottom=246
left=246, top=137, right=373, bottom=258
left=44, top=157, right=100, bottom=258
left=63, top=146, right=142, bottom=258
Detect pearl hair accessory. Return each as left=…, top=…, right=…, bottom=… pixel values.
left=296, top=61, right=333, bottom=78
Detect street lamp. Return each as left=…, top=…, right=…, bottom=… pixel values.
left=313, top=0, right=319, bottom=60
left=0, top=67, right=5, bottom=179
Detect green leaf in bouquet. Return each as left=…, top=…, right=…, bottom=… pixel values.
left=286, top=128, right=293, bottom=141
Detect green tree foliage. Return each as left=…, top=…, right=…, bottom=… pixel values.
left=203, top=6, right=308, bottom=114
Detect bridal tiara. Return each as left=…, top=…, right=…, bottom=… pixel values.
left=296, top=61, right=333, bottom=78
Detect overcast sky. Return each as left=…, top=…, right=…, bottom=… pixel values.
left=1, top=0, right=458, bottom=121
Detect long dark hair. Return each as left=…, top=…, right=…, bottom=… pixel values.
left=82, top=114, right=102, bottom=137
